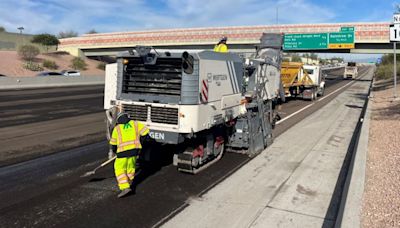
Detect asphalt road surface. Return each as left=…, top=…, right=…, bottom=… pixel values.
left=0, top=85, right=105, bottom=166
left=0, top=85, right=104, bottom=128
left=0, top=66, right=371, bottom=228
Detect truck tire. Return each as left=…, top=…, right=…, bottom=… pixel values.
left=318, top=86, right=325, bottom=97
left=310, top=88, right=317, bottom=101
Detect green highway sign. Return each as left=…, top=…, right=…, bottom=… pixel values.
left=328, top=32, right=355, bottom=49
left=284, top=30, right=355, bottom=50
left=340, top=27, right=355, bottom=32
left=283, top=33, right=328, bottom=50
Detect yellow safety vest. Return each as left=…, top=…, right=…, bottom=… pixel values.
left=213, top=44, right=228, bottom=53
left=109, top=120, right=149, bottom=153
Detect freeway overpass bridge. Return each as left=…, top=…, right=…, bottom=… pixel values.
left=59, top=22, right=391, bottom=57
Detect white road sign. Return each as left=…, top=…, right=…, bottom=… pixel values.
left=394, top=14, right=400, bottom=24
left=390, top=24, right=400, bottom=42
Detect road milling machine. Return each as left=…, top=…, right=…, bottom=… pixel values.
left=104, top=33, right=284, bottom=174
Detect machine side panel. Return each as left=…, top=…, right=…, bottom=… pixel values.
left=181, top=59, right=200, bottom=105
left=199, top=59, right=237, bottom=103
left=104, top=63, right=118, bottom=110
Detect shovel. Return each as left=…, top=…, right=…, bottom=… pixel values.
left=81, top=156, right=117, bottom=177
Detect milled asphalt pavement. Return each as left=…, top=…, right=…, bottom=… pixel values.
left=161, top=69, right=374, bottom=228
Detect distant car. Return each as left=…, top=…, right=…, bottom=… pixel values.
left=37, top=72, right=63, bottom=76
left=61, top=70, right=81, bottom=76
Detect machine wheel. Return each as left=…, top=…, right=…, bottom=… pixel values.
left=177, top=133, right=225, bottom=174
left=213, top=136, right=225, bottom=156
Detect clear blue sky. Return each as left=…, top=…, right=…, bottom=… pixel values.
left=0, top=0, right=397, bottom=34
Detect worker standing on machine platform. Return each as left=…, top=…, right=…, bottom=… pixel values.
left=109, top=113, right=149, bottom=198
left=214, top=36, right=228, bottom=53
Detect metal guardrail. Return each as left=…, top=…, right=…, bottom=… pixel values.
left=0, top=75, right=105, bottom=90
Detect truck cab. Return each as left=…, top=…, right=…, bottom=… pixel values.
left=344, top=62, right=358, bottom=79
left=303, top=65, right=325, bottom=96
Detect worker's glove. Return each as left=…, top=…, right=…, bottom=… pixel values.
left=140, top=134, right=156, bottom=145
left=108, top=150, right=116, bottom=160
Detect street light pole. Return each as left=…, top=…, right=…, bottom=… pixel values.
left=17, top=27, right=24, bottom=34
left=17, top=27, right=25, bottom=46
left=395, top=42, right=398, bottom=98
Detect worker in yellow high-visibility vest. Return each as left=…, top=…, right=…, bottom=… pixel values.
left=109, top=113, right=149, bottom=198
left=214, top=36, right=228, bottom=53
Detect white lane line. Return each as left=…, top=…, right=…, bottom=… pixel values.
left=276, top=103, right=314, bottom=125
left=276, top=80, right=355, bottom=125
left=317, top=80, right=355, bottom=102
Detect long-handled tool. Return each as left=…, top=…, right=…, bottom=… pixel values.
left=81, top=156, right=117, bottom=177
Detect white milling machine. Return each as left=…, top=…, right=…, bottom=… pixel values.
left=104, top=33, right=284, bottom=173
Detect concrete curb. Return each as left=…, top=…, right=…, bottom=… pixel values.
left=0, top=76, right=105, bottom=90
left=334, top=81, right=372, bottom=227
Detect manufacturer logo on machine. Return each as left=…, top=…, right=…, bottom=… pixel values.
left=149, top=131, right=165, bottom=140
left=212, top=74, right=228, bottom=81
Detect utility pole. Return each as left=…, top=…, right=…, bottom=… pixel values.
left=276, top=7, right=279, bottom=25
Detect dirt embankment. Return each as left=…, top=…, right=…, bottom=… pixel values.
left=362, top=80, right=400, bottom=227
left=0, top=51, right=104, bottom=77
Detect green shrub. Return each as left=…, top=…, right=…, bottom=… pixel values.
left=70, top=57, right=87, bottom=70
left=375, top=63, right=400, bottom=81
left=97, top=62, right=106, bottom=70
left=42, top=60, right=58, bottom=69
left=23, top=62, right=44, bottom=71
left=31, top=33, right=59, bottom=52
left=18, top=45, right=40, bottom=61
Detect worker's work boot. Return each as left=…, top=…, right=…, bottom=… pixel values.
left=117, top=188, right=132, bottom=198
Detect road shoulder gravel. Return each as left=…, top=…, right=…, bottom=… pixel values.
left=361, top=82, right=400, bottom=228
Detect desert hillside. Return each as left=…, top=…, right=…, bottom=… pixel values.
left=0, top=51, right=105, bottom=77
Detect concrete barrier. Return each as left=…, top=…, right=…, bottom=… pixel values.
left=322, top=66, right=344, bottom=71
left=334, top=78, right=372, bottom=228
left=0, top=76, right=105, bottom=90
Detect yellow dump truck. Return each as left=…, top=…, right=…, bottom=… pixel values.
left=280, top=62, right=325, bottom=101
